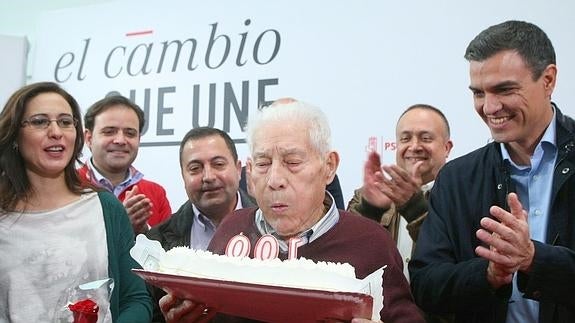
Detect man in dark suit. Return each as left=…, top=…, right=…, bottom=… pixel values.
left=146, top=127, right=255, bottom=322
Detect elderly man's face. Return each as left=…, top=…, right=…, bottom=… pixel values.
left=249, top=121, right=338, bottom=238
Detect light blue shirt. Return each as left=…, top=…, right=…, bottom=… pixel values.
left=87, top=158, right=144, bottom=197
left=255, top=191, right=339, bottom=253
left=190, top=192, right=243, bottom=250
left=500, top=110, right=557, bottom=323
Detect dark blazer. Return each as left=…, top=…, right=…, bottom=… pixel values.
left=145, top=189, right=256, bottom=322
left=147, top=189, right=256, bottom=250
left=410, top=106, right=575, bottom=323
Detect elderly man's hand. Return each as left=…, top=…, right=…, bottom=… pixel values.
left=351, top=318, right=383, bottom=323
left=320, top=318, right=382, bottom=323
left=159, top=293, right=215, bottom=323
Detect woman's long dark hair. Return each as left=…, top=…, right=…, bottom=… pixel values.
left=0, top=82, right=86, bottom=212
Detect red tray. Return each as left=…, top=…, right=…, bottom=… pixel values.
left=133, top=269, right=373, bottom=322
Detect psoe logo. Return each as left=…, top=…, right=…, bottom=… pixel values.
left=365, top=136, right=396, bottom=154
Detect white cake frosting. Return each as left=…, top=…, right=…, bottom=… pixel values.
left=130, top=234, right=384, bottom=320
left=159, top=246, right=361, bottom=292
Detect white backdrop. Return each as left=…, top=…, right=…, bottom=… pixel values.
left=0, top=34, right=27, bottom=107
left=31, top=0, right=575, bottom=209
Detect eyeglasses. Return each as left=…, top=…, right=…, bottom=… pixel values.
left=21, top=115, right=78, bottom=130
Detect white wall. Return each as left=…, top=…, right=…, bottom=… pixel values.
left=0, top=35, right=28, bottom=106
left=0, top=0, right=118, bottom=80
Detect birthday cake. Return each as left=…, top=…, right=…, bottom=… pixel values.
left=158, top=246, right=359, bottom=292
left=130, top=234, right=384, bottom=321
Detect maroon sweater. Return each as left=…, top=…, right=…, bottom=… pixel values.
left=208, top=208, right=424, bottom=323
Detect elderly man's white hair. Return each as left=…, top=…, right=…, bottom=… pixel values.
left=246, top=98, right=332, bottom=157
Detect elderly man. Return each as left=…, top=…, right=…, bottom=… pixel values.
left=147, top=127, right=255, bottom=322
left=159, top=98, right=424, bottom=323
left=410, top=21, right=575, bottom=322
left=348, top=104, right=453, bottom=274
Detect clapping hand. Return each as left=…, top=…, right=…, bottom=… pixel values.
left=362, top=151, right=423, bottom=209
left=123, top=185, right=152, bottom=234
left=475, top=192, right=535, bottom=289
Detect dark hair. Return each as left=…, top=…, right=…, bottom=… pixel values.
left=398, top=104, right=451, bottom=138
left=84, top=95, right=145, bottom=133
left=464, top=20, right=556, bottom=80
left=179, top=127, right=238, bottom=167
left=0, top=82, right=86, bottom=212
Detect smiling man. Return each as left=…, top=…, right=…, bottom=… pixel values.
left=348, top=104, right=453, bottom=276
left=147, top=127, right=256, bottom=252
left=146, top=126, right=256, bottom=323
left=410, top=21, right=575, bottom=322
left=79, top=95, right=171, bottom=234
